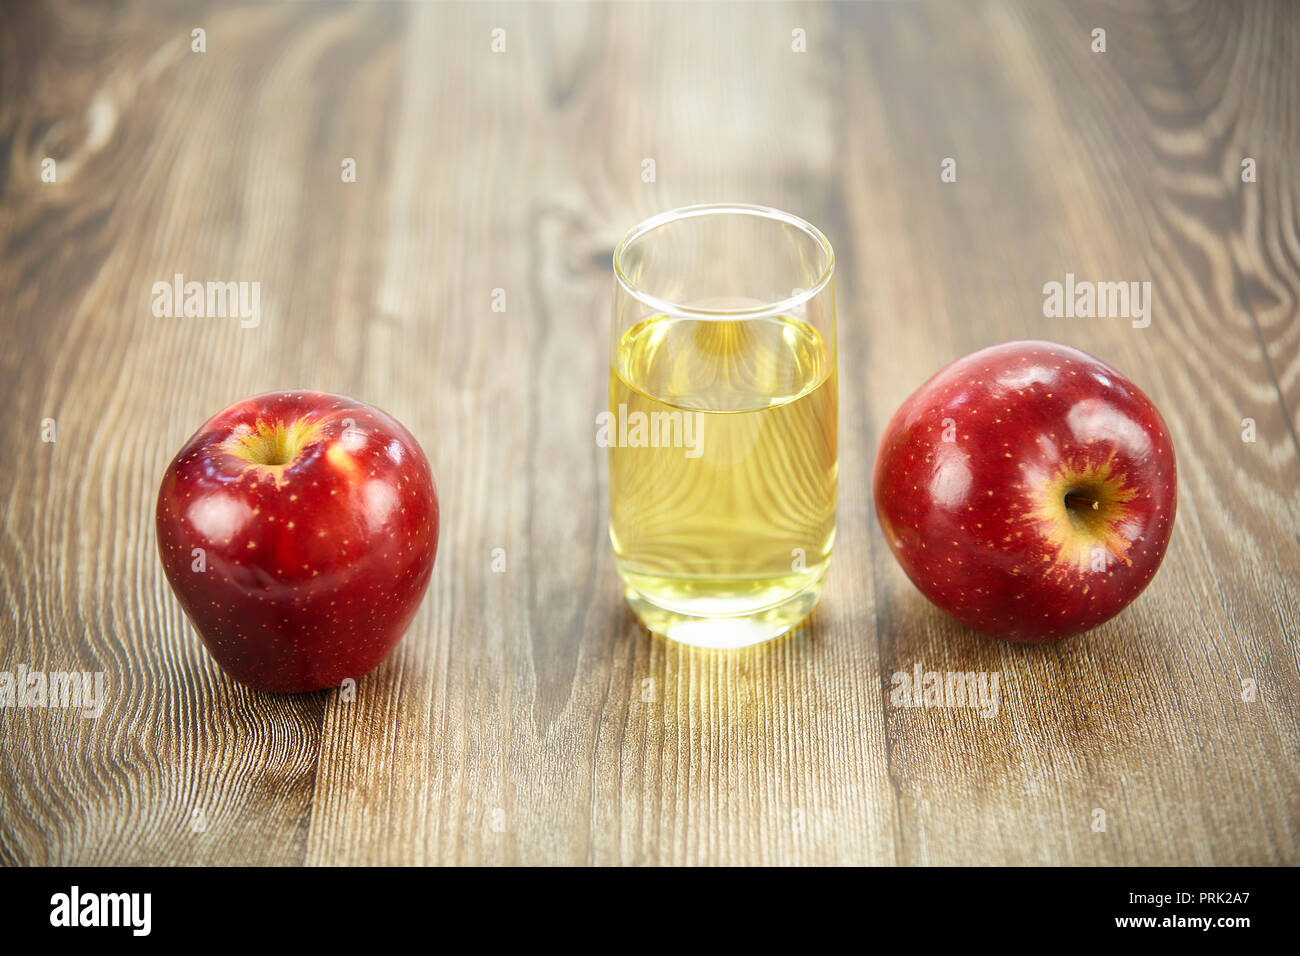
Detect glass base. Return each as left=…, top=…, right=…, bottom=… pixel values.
left=622, top=571, right=827, bottom=649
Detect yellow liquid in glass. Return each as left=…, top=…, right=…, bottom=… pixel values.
left=609, top=313, right=837, bottom=647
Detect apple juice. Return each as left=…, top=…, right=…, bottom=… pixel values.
left=608, top=313, right=837, bottom=646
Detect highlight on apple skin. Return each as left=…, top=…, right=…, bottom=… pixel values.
left=872, top=340, right=1177, bottom=643
left=155, top=390, right=439, bottom=692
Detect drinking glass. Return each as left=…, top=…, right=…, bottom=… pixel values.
left=608, top=204, right=837, bottom=648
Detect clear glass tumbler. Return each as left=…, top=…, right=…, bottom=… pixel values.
left=607, top=204, right=837, bottom=648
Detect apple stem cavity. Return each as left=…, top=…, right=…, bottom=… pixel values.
left=1064, top=491, right=1101, bottom=512
left=1062, top=487, right=1113, bottom=534
left=225, top=419, right=322, bottom=468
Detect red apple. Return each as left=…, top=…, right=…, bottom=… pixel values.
left=156, top=391, right=438, bottom=691
left=873, top=341, right=1176, bottom=643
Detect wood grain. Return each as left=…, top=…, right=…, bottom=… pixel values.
left=0, top=0, right=1296, bottom=866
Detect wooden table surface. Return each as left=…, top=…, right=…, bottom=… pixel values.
left=1, top=0, right=1297, bottom=866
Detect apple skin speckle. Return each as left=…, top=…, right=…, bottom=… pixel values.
left=155, top=390, right=440, bottom=691
left=872, top=341, right=1177, bottom=643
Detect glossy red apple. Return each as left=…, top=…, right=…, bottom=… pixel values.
left=156, top=391, right=438, bottom=691
left=873, top=341, right=1176, bottom=643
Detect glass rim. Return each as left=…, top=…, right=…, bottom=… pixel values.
left=612, top=203, right=836, bottom=319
